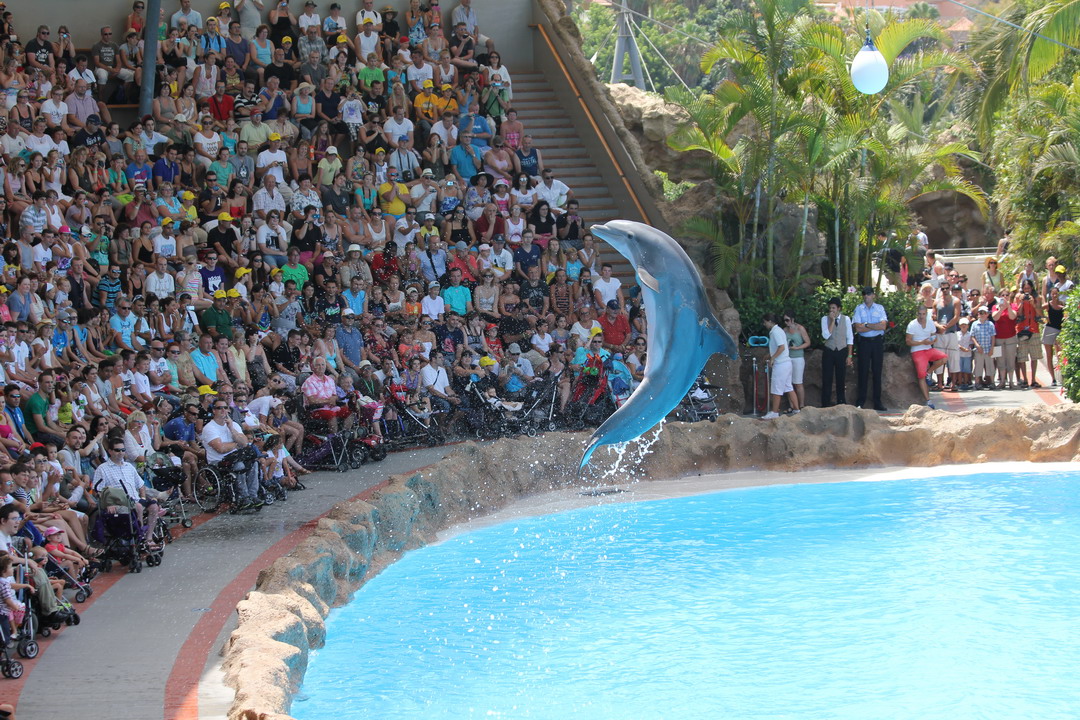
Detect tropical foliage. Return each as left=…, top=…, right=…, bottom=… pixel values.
left=662, top=0, right=984, bottom=296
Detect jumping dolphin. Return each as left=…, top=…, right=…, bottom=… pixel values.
left=579, top=220, right=738, bottom=468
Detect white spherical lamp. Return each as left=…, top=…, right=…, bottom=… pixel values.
left=850, top=35, right=889, bottom=95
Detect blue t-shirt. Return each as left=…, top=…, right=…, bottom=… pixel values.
left=110, top=313, right=137, bottom=348
left=163, top=416, right=196, bottom=443
left=342, top=288, right=366, bottom=315
left=191, top=349, right=219, bottom=383
left=513, top=244, right=542, bottom=273
left=441, top=285, right=471, bottom=316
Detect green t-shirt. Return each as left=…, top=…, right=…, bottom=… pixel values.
left=25, top=392, right=49, bottom=437
left=282, top=263, right=309, bottom=288
left=358, top=66, right=384, bottom=88
left=201, top=305, right=234, bottom=339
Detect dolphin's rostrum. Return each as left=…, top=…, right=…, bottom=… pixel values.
left=580, top=220, right=738, bottom=468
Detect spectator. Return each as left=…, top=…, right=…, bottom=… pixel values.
left=906, top=304, right=947, bottom=409
left=761, top=312, right=798, bottom=419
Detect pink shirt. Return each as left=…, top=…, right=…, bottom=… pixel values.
left=302, top=372, right=336, bottom=402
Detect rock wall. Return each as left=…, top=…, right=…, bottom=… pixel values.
left=223, top=403, right=1080, bottom=720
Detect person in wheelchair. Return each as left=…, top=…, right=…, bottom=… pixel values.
left=301, top=356, right=352, bottom=434
left=200, top=399, right=261, bottom=511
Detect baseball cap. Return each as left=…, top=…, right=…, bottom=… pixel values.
left=421, top=168, right=434, bottom=177
left=336, top=34, right=348, bottom=43
left=227, top=289, right=241, bottom=298
left=424, top=212, right=435, bottom=221
left=441, top=83, right=453, bottom=91
left=326, top=146, right=338, bottom=155
left=478, top=243, right=491, bottom=251
left=198, top=385, right=218, bottom=395
left=80, top=225, right=92, bottom=236
left=268, top=132, right=282, bottom=141
left=422, top=79, right=434, bottom=88
left=347, top=244, right=363, bottom=254
left=235, top=267, right=252, bottom=278
left=958, top=317, right=970, bottom=325
left=1056, top=265, right=1067, bottom=273
left=180, top=190, right=196, bottom=200
left=282, top=36, right=294, bottom=44
left=86, top=114, right=101, bottom=125
left=590, top=326, right=604, bottom=337
left=342, top=308, right=355, bottom=316
left=428, top=280, right=441, bottom=289
left=161, top=217, right=174, bottom=226
left=218, top=212, right=234, bottom=222
left=455, top=240, right=467, bottom=251
left=58, top=225, right=71, bottom=234
left=375, top=148, right=386, bottom=154
left=507, top=343, right=522, bottom=354
left=219, top=1, right=231, bottom=7
left=213, top=289, right=228, bottom=299
left=479, top=356, right=496, bottom=367
left=397, top=134, right=409, bottom=142
left=606, top=299, right=620, bottom=310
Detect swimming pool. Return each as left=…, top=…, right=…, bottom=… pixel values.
left=293, top=471, right=1080, bottom=719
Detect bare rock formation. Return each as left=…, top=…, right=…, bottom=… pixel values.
left=223, top=403, right=1080, bottom=719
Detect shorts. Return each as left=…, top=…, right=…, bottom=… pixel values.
left=790, top=356, right=805, bottom=384
left=1016, top=333, right=1042, bottom=363
left=959, top=355, right=972, bottom=374
left=934, top=331, right=960, bottom=372
left=770, top=361, right=793, bottom=395
left=912, top=348, right=947, bottom=378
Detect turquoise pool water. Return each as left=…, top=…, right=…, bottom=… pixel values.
left=293, top=472, right=1080, bottom=719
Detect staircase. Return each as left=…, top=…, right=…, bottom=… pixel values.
left=511, top=70, right=636, bottom=283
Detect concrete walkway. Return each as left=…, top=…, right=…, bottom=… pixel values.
left=3, top=373, right=1068, bottom=719
left=9, top=445, right=451, bottom=720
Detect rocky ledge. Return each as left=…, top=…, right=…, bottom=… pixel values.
left=224, top=403, right=1080, bottom=720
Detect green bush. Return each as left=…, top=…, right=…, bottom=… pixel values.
left=734, top=281, right=920, bottom=354
left=1059, top=291, right=1080, bottom=402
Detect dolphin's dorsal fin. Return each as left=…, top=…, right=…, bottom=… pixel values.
left=637, top=266, right=659, bottom=293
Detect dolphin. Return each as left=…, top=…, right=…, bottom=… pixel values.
left=579, top=220, right=739, bottom=469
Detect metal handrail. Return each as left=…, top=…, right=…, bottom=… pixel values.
left=529, top=21, right=653, bottom=225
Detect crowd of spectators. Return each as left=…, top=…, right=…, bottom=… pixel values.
left=0, top=0, right=653, bottom=668
left=763, top=245, right=1071, bottom=417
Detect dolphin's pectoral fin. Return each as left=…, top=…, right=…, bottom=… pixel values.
left=637, top=266, right=660, bottom=293
left=699, top=317, right=740, bottom=360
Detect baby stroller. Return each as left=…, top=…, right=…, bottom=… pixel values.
left=9, top=537, right=78, bottom=646
left=669, top=375, right=721, bottom=423
left=380, top=384, right=445, bottom=450
left=565, top=354, right=618, bottom=430
left=91, top=486, right=164, bottom=573
left=0, top=610, right=23, bottom=679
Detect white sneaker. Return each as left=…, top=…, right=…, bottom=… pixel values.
left=761, top=411, right=780, bottom=420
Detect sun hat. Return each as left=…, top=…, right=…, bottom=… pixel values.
left=357, top=359, right=373, bottom=370
left=347, top=244, right=363, bottom=254
left=984, top=256, right=999, bottom=267
left=198, top=385, right=218, bottom=395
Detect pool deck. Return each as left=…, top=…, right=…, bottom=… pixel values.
left=3, top=378, right=1068, bottom=720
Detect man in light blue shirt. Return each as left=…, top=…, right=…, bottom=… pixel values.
left=441, top=268, right=472, bottom=316
left=109, top=300, right=139, bottom=351
left=852, top=286, right=888, bottom=411
left=342, top=275, right=367, bottom=315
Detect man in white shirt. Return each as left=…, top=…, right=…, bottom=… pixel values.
left=906, top=304, right=947, bottom=409
left=532, top=168, right=572, bottom=213
left=252, top=173, right=290, bottom=223
left=406, top=54, right=435, bottom=96
left=421, top=281, right=446, bottom=321
left=201, top=398, right=261, bottom=509
left=591, top=263, right=623, bottom=309
left=762, top=312, right=797, bottom=419
left=93, top=439, right=161, bottom=547
left=489, top=236, right=513, bottom=281
left=383, top=106, right=415, bottom=150
left=256, top=134, right=289, bottom=185
left=419, top=351, right=460, bottom=413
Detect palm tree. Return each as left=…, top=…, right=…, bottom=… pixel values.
left=906, top=1, right=940, bottom=20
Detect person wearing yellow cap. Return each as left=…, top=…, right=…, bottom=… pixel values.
left=413, top=78, right=440, bottom=133
left=205, top=211, right=242, bottom=270
left=203, top=289, right=235, bottom=339
left=198, top=385, right=219, bottom=396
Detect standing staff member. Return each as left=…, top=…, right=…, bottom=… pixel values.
left=820, top=296, right=853, bottom=407
left=852, top=287, right=888, bottom=412
left=761, top=312, right=799, bottom=420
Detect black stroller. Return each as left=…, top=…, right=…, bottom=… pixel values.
left=669, top=375, right=721, bottom=423
left=91, top=486, right=164, bottom=573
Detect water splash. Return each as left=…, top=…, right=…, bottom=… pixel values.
left=594, top=420, right=667, bottom=483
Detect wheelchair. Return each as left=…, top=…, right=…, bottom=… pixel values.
left=193, top=445, right=282, bottom=514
